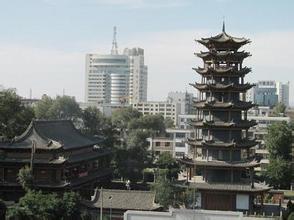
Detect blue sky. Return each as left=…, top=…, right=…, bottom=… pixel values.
left=1, top=0, right=294, bottom=103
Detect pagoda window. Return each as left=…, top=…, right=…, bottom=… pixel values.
left=232, top=150, right=241, bottom=161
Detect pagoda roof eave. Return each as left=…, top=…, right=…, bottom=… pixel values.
left=187, top=139, right=257, bottom=148
left=190, top=120, right=257, bottom=129
left=178, top=157, right=260, bottom=168
left=193, top=100, right=255, bottom=110
left=193, top=66, right=251, bottom=76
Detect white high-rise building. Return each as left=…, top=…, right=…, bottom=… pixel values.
left=85, top=54, right=129, bottom=104
left=85, top=27, right=148, bottom=105
left=123, top=48, right=148, bottom=104
left=276, top=81, right=290, bottom=107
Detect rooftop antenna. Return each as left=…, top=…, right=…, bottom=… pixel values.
left=111, top=26, right=118, bottom=55
left=222, top=16, right=226, bottom=33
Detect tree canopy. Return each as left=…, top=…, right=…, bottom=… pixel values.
left=156, top=152, right=181, bottom=181
left=0, top=89, right=34, bottom=139
left=34, top=95, right=81, bottom=120
left=273, top=102, right=286, bottom=116
left=265, top=121, right=292, bottom=160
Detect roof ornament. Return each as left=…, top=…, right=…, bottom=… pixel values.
left=222, top=17, right=226, bottom=33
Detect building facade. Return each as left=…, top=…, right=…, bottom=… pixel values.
left=247, top=81, right=289, bottom=107
left=132, top=102, right=180, bottom=125
left=179, top=26, right=270, bottom=211
left=147, top=128, right=194, bottom=158
left=167, top=91, right=195, bottom=115
left=123, top=48, right=148, bottom=104
left=0, top=120, right=112, bottom=201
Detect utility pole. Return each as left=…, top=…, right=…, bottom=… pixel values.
left=100, top=187, right=103, bottom=220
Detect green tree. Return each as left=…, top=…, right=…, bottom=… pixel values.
left=263, top=157, right=292, bottom=189
left=34, top=95, right=81, bottom=120
left=34, top=94, right=54, bottom=119
left=153, top=175, right=175, bottom=209
left=111, top=107, right=141, bottom=130
left=265, top=121, right=292, bottom=160
left=62, top=191, right=81, bottom=219
left=17, top=166, right=34, bottom=191
left=273, top=102, right=286, bottom=116
left=0, top=89, right=35, bottom=139
left=0, top=199, right=6, bottom=220
left=156, top=152, right=181, bottom=181
left=164, top=117, right=174, bottom=129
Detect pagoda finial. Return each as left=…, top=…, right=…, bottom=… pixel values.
left=222, top=17, right=226, bottom=33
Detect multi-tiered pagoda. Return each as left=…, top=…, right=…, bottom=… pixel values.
left=180, top=24, right=270, bottom=211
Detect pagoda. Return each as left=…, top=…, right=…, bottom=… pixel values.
left=179, top=24, right=270, bottom=211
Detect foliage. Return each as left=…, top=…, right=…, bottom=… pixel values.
left=265, top=121, right=292, bottom=160
left=7, top=190, right=81, bottom=220
left=273, top=102, right=286, bottom=116
left=34, top=94, right=54, bottom=119
left=111, top=107, right=141, bottom=130
left=153, top=175, right=175, bottom=209
left=156, top=152, right=181, bottom=180
left=0, top=89, right=35, bottom=139
left=81, top=107, right=118, bottom=148
left=17, top=166, right=34, bottom=191
left=263, top=157, right=292, bottom=189
left=0, top=199, right=6, bottom=220
left=34, top=95, right=81, bottom=120
left=164, top=117, right=175, bottom=128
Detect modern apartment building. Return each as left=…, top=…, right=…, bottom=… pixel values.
left=147, top=128, right=194, bottom=158
left=247, top=81, right=290, bottom=107
left=132, top=101, right=180, bottom=125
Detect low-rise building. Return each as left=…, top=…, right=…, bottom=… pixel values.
left=132, top=102, right=180, bottom=125
left=147, top=128, right=194, bottom=158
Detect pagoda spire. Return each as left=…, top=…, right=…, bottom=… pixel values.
left=222, top=19, right=226, bottom=33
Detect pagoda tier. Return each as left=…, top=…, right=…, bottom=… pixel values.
left=195, top=51, right=250, bottom=62
left=190, top=82, right=254, bottom=92
left=179, top=157, right=260, bottom=169
left=193, top=100, right=255, bottom=110
left=190, top=119, right=257, bottom=129
left=187, top=138, right=257, bottom=149
left=193, top=66, right=251, bottom=77
left=197, top=29, right=250, bottom=51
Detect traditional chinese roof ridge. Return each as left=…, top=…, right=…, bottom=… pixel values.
left=190, top=119, right=257, bottom=129
left=193, top=66, right=251, bottom=76
left=195, top=50, right=250, bottom=60
left=187, top=138, right=257, bottom=148
left=197, top=30, right=250, bottom=50
left=1, top=119, right=100, bottom=150
left=190, top=82, right=254, bottom=92
left=179, top=157, right=260, bottom=168
left=193, top=100, right=255, bottom=110
left=83, top=189, right=160, bottom=211
left=189, top=182, right=271, bottom=193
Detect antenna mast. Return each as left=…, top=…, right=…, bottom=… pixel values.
left=111, top=26, right=118, bottom=55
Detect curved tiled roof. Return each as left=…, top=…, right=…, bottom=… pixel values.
left=193, top=66, right=251, bottom=76
left=195, top=51, right=250, bottom=60
left=191, top=83, right=254, bottom=92
left=193, top=100, right=255, bottom=110
left=197, top=31, right=250, bottom=50
left=1, top=120, right=100, bottom=150
left=84, top=189, right=160, bottom=211
left=190, top=119, right=257, bottom=129
left=187, top=138, right=257, bottom=148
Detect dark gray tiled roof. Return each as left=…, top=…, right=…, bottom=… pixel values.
left=189, top=182, right=271, bottom=192
left=85, top=189, right=160, bottom=210
left=1, top=120, right=99, bottom=150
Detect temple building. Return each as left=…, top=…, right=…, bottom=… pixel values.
left=0, top=120, right=112, bottom=201
left=179, top=24, right=270, bottom=211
